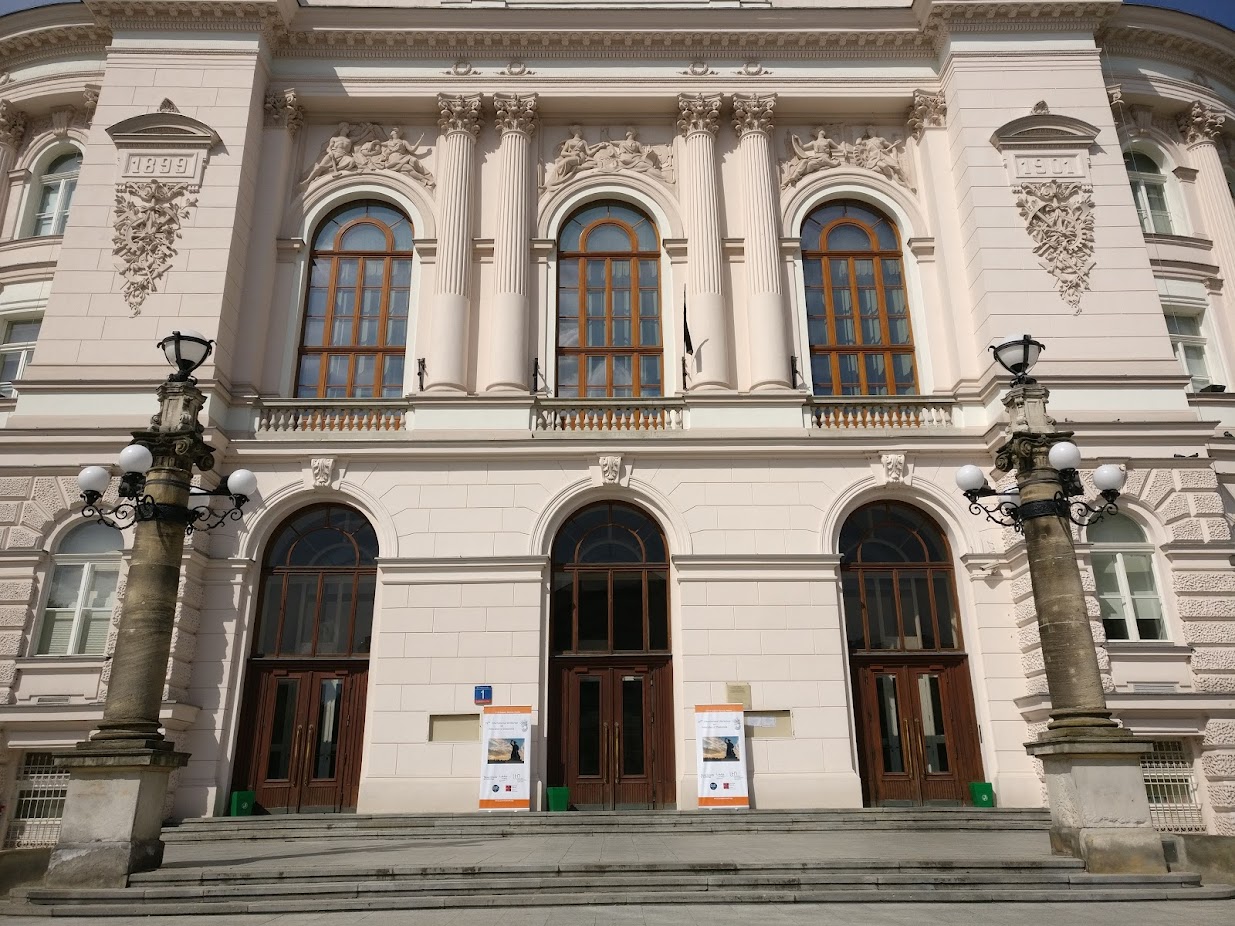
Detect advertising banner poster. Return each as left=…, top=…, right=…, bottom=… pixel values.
left=694, top=703, right=749, bottom=809
left=478, top=705, right=532, bottom=810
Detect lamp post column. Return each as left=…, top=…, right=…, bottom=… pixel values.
left=424, top=94, right=482, bottom=393
left=45, top=380, right=214, bottom=887
left=732, top=93, right=791, bottom=392
left=997, top=383, right=1167, bottom=874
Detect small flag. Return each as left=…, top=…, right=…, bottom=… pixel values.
left=682, top=288, right=694, bottom=357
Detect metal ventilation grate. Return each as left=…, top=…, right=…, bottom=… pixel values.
left=1140, top=740, right=1206, bottom=834
left=3, top=752, right=69, bottom=849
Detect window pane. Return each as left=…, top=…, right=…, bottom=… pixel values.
left=46, top=565, right=84, bottom=609
left=810, top=354, right=833, bottom=396
left=577, top=574, right=608, bottom=651
left=278, top=575, right=318, bottom=655
left=863, top=573, right=898, bottom=649
left=613, top=355, right=632, bottom=387
left=640, top=356, right=661, bottom=390
left=828, top=224, right=871, bottom=250
left=80, top=610, right=111, bottom=656
left=864, top=354, right=888, bottom=394
left=386, top=317, right=407, bottom=346
left=853, top=260, right=875, bottom=286
left=586, top=261, right=606, bottom=286
left=317, top=576, right=354, bottom=655
left=5, top=320, right=41, bottom=344
left=297, top=355, right=321, bottom=396
left=587, top=320, right=606, bottom=347
left=933, top=574, right=958, bottom=649
left=557, top=355, right=578, bottom=390
left=612, top=574, right=644, bottom=651
left=339, top=223, right=387, bottom=251
left=639, top=320, right=660, bottom=345
left=587, top=223, right=633, bottom=251
left=84, top=566, right=119, bottom=611
left=638, top=260, right=659, bottom=286
left=336, top=259, right=359, bottom=287
left=638, top=290, right=659, bottom=318
left=613, top=319, right=632, bottom=347
left=875, top=675, right=905, bottom=773
left=352, top=573, right=376, bottom=652
left=898, top=572, right=933, bottom=650
left=382, top=355, right=404, bottom=395
left=578, top=676, right=601, bottom=775
left=611, top=261, right=631, bottom=286
left=612, top=290, right=631, bottom=317
left=559, top=318, right=580, bottom=347
left=37, top=612, right=74, bottom=655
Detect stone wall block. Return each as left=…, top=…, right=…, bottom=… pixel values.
left=0, top=503, right=18, bottom=523
left=0, top=632, right=20, bottom=657
left=1183, top=621, right=1235, bottom=644
left=1122, top=468, right=1148, bottom=498
left=0, top=580, right=35, bottom=603
left=1141, top=469, right=1175, bottom=509
left=1202, top=518, right=1231, bottom=542
left=1174, top=572, right=1235, bottom=593
left=1011, top=574, right=1034, bottom=601
left=1169, top=519, right=1204, bottom=542
left=1191, top=648, right=1235, bottom=671
left=1193, top=674, right=1235, bottom=693
left=1014, top=600, right=1038, bottom=625
left=1207, top=782, right=1235, bottom=807
left=0, top=661, right=16, bottom=686
left=1156, top=492, right=1190, bottom=524
left=1021, top=650, right=1045, bottom=675
left=1203, top=721, right=1235, bottom=746
left=1177, top=596, right=1235, bottom=618
left=1191, top=492, right=1226, bottom=516
left=1177, top=468, right=1219, bottom=491
left=0, top=478, right=31, bottom=498
left=31, top=477, right=67, bottom=518
left=0, top=605, right=29, bottom=627
left=1016, top=624, right=1040, bottom=651
left=5, top=527, right=40, bottom=550
left=1201, top=751, right=1235, bottom=779
left=18, top=503, right=50, bottom=535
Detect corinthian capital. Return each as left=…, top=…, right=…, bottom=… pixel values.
left=0, top=100, right=28, bottom=151
left=437, top=94, right=483, bottom=138
left=494, top=93, right=538, bottom=137
left=677, top=93, right=722, bottom=137
left=732, top=94, right=775, bottom=137
left=1177, top=100, right=1225, bottom=146
left=906, top=90, right=947, bottom=140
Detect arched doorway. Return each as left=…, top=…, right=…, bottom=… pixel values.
left=547, top=501, right=675, bottom=809
left=233, top=505, right=376, bottom=813
left=840, top=501, right=984, bottom=806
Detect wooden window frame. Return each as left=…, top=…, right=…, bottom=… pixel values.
left=296, top=207, right=413, bottom=400
left=556, top=209, right=663, bottom=399
left=802, top=205, right=918, bottom=397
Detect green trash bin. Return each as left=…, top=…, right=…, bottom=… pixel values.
left=230, top=790, right=256, bottom=816
left=546, top=787, right=570, bottom=812
left=968, top=781, right=995, bottom=808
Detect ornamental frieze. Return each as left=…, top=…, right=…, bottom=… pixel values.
left=781, top=126, right=912, bottom=191
left=301, top=122, right=435, bottom=190
left=544, top=126, right=674, bottom=190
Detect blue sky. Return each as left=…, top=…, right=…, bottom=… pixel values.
left=0, top=0, right=1233, bottom=29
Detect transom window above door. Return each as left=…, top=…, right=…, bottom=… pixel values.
left=297, top=201, right=413, bottom=399
left=801, top=200, right=917, bottom=397
left=556, top=202, right=663, bottom=398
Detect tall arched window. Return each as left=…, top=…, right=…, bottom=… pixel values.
left=297, top=202, right=413, bottom=399
left=801, top=201, right=917, bottom=397
left=1088, top=514, right=1166, bottom=642
left=30, top=150, right=82, bottom=237
left=1124, top=151, right=1174, bottom=235
left=556, top=202, right=662, bottom=398
left=36, top=522, right=121, bottom=656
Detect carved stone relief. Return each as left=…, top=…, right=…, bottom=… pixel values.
left=782, top=125, right=912, bottom=191
left=301, top=122, right=434, bottom=189
left=501, top=60, right=533, bottom=77
left=113, top=180, right=197, bottom=314
left=1015, top=180, right=1095, bottom=312
left=19, top=106, right=91, bottom=153
left=906, top=90, right=946, bottom=141
left=732, top=94, right=775, bottom=136
left=882, top=453, right=907, bottom=484
left=311, top=458, right=334, bottom=488
left=544, top=126, right=674, bottom=189
left=1177, top=100, right=1225, bottom=145
left=680, top=60, right=717, bottom=77
left=446, top=59, right=477, bottom=76
left=677, top=94, right=722, bottom=136
left=494, top=93, right=538, bottom=137
left=735, top=61, right=771, bottom=77
left=437, top=94, right=483, bottom=137
left=600, top=455, right=622, bottom=485
left=264, top=88, right=305, bottom=136
left=0, top=100, right=28, bottom=150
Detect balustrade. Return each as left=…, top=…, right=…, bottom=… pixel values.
left=534, top=398, right=686, bottom=432
left=255, top=399, right=406, bottom=434
left=807, top=397, right=956, bottom=430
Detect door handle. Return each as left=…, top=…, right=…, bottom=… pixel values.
left=289, top=724, right=303, bottom=783
left=901, top=718, right=914, bottom=778
left=615, top=722, right=621, bottom=777
left=601, top=722, right=608, bottom=778
left=304, top=724, right=316, bottom=783
left=914, top=719, right=927, bottom=775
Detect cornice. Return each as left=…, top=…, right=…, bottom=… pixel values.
left=1099, top=25, right=1235, bottom=98
left=920, top=1, right=1120, bottom=33
left=84, top=1, right=289, bottom=33
left=0, top=23, right=110, bottom=73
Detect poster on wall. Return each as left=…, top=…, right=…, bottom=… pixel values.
left=478, top=705, right=532, bottom=811
left=695, top=703, right=749, bottom=809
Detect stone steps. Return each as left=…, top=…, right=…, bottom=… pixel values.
left=162, top=808, right=1053, bottom=842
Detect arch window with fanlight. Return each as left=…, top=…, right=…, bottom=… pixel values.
left=1088, top=515, right=1167, bottom=643
left=297, top=201, right=413, bottom=399
left=556, top=202, right=663, bottom=398
left=28, top=150, right=82, bottom=238
left=34, top=522, right=122, bottom=657
left=800, top=200, right=917, bottom=397
left=1124, top=151, right=1174, bottom=236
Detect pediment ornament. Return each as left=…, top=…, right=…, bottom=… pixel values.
left=781, top=126, right=912, bottom=191
left=544, top=126, right=674, bottom=189
left=301, top=122, right=435, bottom=190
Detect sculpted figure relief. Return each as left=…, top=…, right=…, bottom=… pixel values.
left=544, top=126, right=673, bottom=189
left=302, top=123, right=435, bottom=189
left=782, top=125, right=912, bottom=191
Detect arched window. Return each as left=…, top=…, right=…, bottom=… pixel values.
left=36, top=522, right=121, bottom=656
left=556, top=202, right=662, bottom=398
left=1088, top=515, right=1166, bottom=642
left=840, top=501, right=958, bottom=652
left=254, top=505, right=378, bottom=657
left=30, top=150, right=82, bottom=237
left=297, top=202, right=413, bottom=399
left=1124, top=151, right=1173, bottom=235
left=801, top=201, right=917, bottom=397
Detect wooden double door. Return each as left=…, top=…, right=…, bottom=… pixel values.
left=550, top=659, right=674, bottom=810
left=852, top=655, right=983, bottom=806
left=237, top=663, right=368, bottom=813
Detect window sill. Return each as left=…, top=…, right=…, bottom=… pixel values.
left=16, top=655, right=107, bottom=668
left=1106, top=642, right=1190, bottom=657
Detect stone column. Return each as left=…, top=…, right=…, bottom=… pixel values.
left=0, top=101, right=29, bottom=237
left=678, top=93, right=731, bottom=391
left=424, top=94, right=482, bottom=393
left=999, top=383, right=1166, bottom=875
left=485, top=93, right=538, bottom=393
left=732, top=94, right=790, bottom=392
left=1178, top=102, right=1235, bottom=313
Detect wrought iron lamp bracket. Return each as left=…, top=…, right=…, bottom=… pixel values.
left=80, top=483, right=251, bottom=536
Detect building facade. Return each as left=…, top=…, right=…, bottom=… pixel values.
left=0, top=0, right=1233, bottom=839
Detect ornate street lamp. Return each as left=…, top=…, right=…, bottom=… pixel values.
left=953, top=335, right=1167, bottom=874
left=45, top=330, right=260, bottom=888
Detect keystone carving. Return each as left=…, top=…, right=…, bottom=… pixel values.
left=1014, top=180, right=1095, bottom=312
left=677, top=93, right=722, bottom=137
left=907, top=90, right=946, bottom=140
left=782, top=125, right=912, bottom=191
left=882, top=453, right=907, bottom=484
left=437, top=94, right=483, bottom=137
left=311, top=458, right=334, bottom=488
left=600, top=455, right=622, bottom=485
left=301, top=122, right=434, bottom=189
left=1177, top=101, right=1225, bottom=145
left=264, top=88, right=305, bottom=136
left=112, top=180, right=197, bottom=315
left=0, top=100, right=28, bottom=150
left=544, top=126, right=674, bottom=189
left=493, top=93, right=538, bottom=136
left=83, top=85, right=100, bottom=122
left=732, top=94, right=775, bottom=136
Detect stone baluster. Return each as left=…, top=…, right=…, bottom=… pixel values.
left=1178, top=101, right=1235, bottom=310
left=0, top=101, right=30, bottom=239
left=485, top=93, right=538, bottom=393
left=424, top=94, right=482, bottom=393
left=678, top=93, right=731, bottom=391
left=732, top=94, right=790, bottom=391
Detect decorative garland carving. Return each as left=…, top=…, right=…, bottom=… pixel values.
left=544, top=126, right=674, bottom=189
left=677, top=93, right=722, bottom=137
left=301, top=122, right=434, bottom=189
left=112, top=180, right=197, bottom=315
left=782, top=125, right=912, bottom=191
left=1014, top=180, right=1095, bottom=312
left=1177, top=101, right=1225, bottom=146
left=263, top=88, right=304, bottom=136
left=906, top=90, right=947, bottom=140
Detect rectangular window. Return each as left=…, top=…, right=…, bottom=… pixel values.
left=3, top=752, right=69, bottom=849
left=36, top=562, right=118, bottom=656
left=1092, top=550, right=1166, bottom=642
left=1140, top=740, right=1206, bottom=834
left=1164, top=311, right=1212, bottom=392
left=0, top=317, right=41, bottom=398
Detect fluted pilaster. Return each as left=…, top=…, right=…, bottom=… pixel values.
left=678, top=93, right=730, bottom=391
left=425, top=94, right=482, bottom=393
left=1179, top=103, right=1235, bottom=293
left=733, top=93, right=790, bottom=391
left=485, top=93, right=538, bottom=392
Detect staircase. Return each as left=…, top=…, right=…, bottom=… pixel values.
left=11, top=809, right=1232, bottom=915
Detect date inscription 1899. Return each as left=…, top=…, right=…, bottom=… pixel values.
left=122, top=152, right=200, bottom=183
